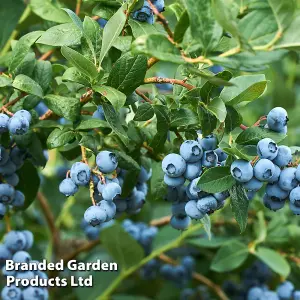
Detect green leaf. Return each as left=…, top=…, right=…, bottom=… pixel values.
left=189, top=236, right=235, bottom=249
left=32, top=120, right=63, bottom=129
left=62, top=67, right=90, bottom=86
left=107, top=53, right=148, bottom=96
left=0, top=75, right=12, bottom=87
left=37, top=23, right=82, bottom=47
left=61, top=46, right=98, bottom=80
left=229, top=184, right=249, bottom=233
left=121, top=169, right=140, bottom=197
left=128, top=19, right=158, bottom=38
left=12, top=75, right=43, bottom=97
left=99, top=4, right=126, bottom=65
left=133, top=103, right=154, bottom=121
left=236, top=127, right=286, bottom=146
left=223, top=145, right=254, bottom=161
left=207, top=97, right=227, bottom=122
left=83, top=16, right=102, bottom=59
left=225, top=106, right=242, bottom=133
left=9, top=31, right=44, bottom=73
left=154, top=105, right=170, bottom=132
left=46, top=128, right=76, bottom=149
left=44, top=94, right=81, bottom=121
left=198, top=104, right=217, bottom=136
left=149, top=161, right=168, bottom=202
left=101, top=223, right=144, bottom=270
left=62, top=8, right=83, bottom=30
left=75, top=119, right=109, bottom=130
left=16, top=161, right=40, bottom=210
left=27, top=133, right=47, bottom=167
left=220, top=75, right=267, bottom=106
left=255, top=247, right=291, bottom=277
left=102, top=103, right=129, bottom=147
left=79, top=134, right=101, bottom=153
left=174, top=10, right=190, bottom=43
left=33, top=60, right=52, bottom=92
left=93, top=85, right=126, bottom=111
left=30, top=0, right=70, bottom=23
left=170, top=108, right=198, bottom=128
left=114, top=151, right=141, bottom=171
left=211, top=241, right=249, bottom=272
left=132, top=34, right=184, bottom=64
left=201, top=214, right=212, bottom=240
left=197, top=167, right=236, bottom=193
left=183, top=0, right=222, bottom=51
left=113, top=36, right=132, bottom=52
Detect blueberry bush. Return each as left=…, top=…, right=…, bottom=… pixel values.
left=1, top=0, right=300, bottom=299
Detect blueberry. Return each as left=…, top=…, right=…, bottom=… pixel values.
left=34, top=101, right=48, bottom=116
left=1, top=285, right=22, bottom=300
left=230, top=160, right=253, bottom=183
left=14, top=110, right=32, bottom=123
left=170, top=215, right=191, bottom=230
left=96, top=151, right=118, bottom=173
left=182, top=256, right=195, bottom=273
left=276, top=281, right=294, bottom=300
left=22, top=230, right=34, bottom=250
left=97, top=177, right=119, bottom=194
left=213, top=191, right=230, bottom=202
left=273, top=146, right=292, bottom=167
left=267, top=107, right=288, bottom=132
left=12, top=250, right=31, bottom=263
left=11, top=190, right=25, bottom=208
left=4, top=231, right=26, bottom=252
left=114, top=198, right=127, bottom=212
left=2, top=265, right=15, bottom=277
left=10, top=147, right=26, bottom=168
left=153, top=0, right=165, bottom=12
left=201, top=150, right=218, bottom=168
left=268, top=164, right=281, bottom=183
left=0, top=244, right=12, bottom=267
left=215, top=148, right=228, bottom=162
left=0, top=146, right=9, bottom=166
left=132, top=2, right=154, bottom=24
left=263, top=193, right=285, bottom=211
left=278, top=167, right=298, bottom=191
left=127, top=190, right=146, bottom=212
left=162, top=153, right=186, bottom=178
left=98, top=200, right=116, bottom=221
left=136, top=182, right=148, bottom=195
left=296, top=165, right=300, bottom=182
left=4, top=173, right=19, bottom=186
left=59, top=178, right=78, bottom=196
left=0, top=203, right=7, bottom=219
left=198, top=134, right=217, bottom=150
left=179, top=140, right=203, bottom=162
left=290, top=201, right=300, bottom=215
left=184, top=161, right=202, bottom=180
left=0, top=159, right=17, bottom=175
left=197, top=196, right=218, bottom=214
left=172, top=202, right=186, bottom=217
left=85, top=226, right=100, bottom=240
left=164, top=174, right=185, bottom=187
left=84, top=206, right=107, bottom=226
left=70, top=162, right=91, bottom=186
left=254, top=159, right=275, bottom=181
left=164, top=186, right=178, bottom=202
left=185, top=200, right=204, bottom=220
left=101, top=182, right=122, bottom=201
left=186, top=177, right=205, bottom=199
left=0, top=183, right=15, bottom=204
left=22, top=287, right=46, bottom=300
left=257, top=138, right=278, bottom=160
left=0, top=113, right=10, bottom=133
left=293, top=291, right=300, bottom=300
left=97, top=18, right=107, bottom=28
left=247, top=287, right=264, bottom=300
left=247, top=190, right=256, bottom=201
left=289, top=187, right=300, bottom=207
left=243, top=178, right=263, bottom=191
left=266, top=183, right=289, bottom=200
left=8, top=116, right=29, bottom=135
left=92, top=105, right=105, bottom=120
left=138, top=166, right=152, bottom=182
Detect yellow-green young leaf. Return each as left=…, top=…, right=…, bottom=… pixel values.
left=207, top=97, right=227, bottom=122
left=12, top=75, right=43, bottom=98
left=46, top=128, right=76, bottom=149
left=9, top=31, right=44, bottom=73
left=128, top=19, right=158, bottom=38
left=93, top=85, right=126, bottom=111
left=61, top=46, right=98, bottom=80
left=255, top=247, right=291, bottom=277
left=211, top=241, right=249, bottom=272
left=0, top=75, right=12, bottom=87
left=132, top=34, right=185, bottom=64
left=30, top=0, right=70, bottom=23
left=99, top=4, right=126, bottom=65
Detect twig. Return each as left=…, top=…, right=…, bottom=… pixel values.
left=175, top=131, right=184, bottom=141
left=135, top=89, right=153, bottom=104
left=81, top=146, right=88, bottom=164
left=150, top=215, right=171, bottom=227
left=144, top=77, right=195, bottom=90
left=182, top=54, right=213, bottom=65
left=76, top=0, right=82, bottom=15
left=39, top=50, right=54, bottom=61
left=159, top=254, right=229, bottom=300
left=37, top=191, right=60, bottom=258
left=92, top=16, right=100, bottom=20
left=147, top=57, right=159, bottom=69
left=81, top=110, right=93, bottom=115
left=1, top=93, right=26, bottom=110
left=253, top=116, right=267, bottom=127
left=240, top=124, right=248, bottom=130
left=4, top=215, right=11, bottom=233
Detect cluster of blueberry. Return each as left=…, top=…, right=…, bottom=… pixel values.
left=81, top=219, right=114, bottom=241
left=180, top=285, right=210, bottom=300
left=0, top=110, right=31, bottom=136
left=231, top=107, right=300, bottom=213
left=132, top=0, right=165, bottom=24
left=162, top=135, right=229, bottom=230
left=0, top=230, right=49, bottom=300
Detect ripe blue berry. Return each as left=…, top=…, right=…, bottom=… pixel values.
left=201, top=150, right=218, bottom=168
left=170, top=215, right=191, bottom=230
left=273, top=146, right=292, bottom=167
left=14, top=110, right=31, bottom=123
left=164, top=186, right=178, bottom=202
left=96, top=151, right=118, bottom=173
left=243, top=178, right=263, bottom=191
left=185, top=200, right=204, bottom=219
left=254, top=159, right=275, bottom=181
left=11, top=190, right=25, bottom=208
left=186, top=177, right=205, bottom=199
left=266, top=183, right=289, bottom=200
left=92, top=105, right=105, bottom=120
left=257, top=138, right=278, bottom=160
left=22, top=287, right=46, bottom=300
left=179, top=140, right=203, bottom=162
left=70, top=162, right=91, bottom=186
left=197, top=196, right=218, bottom=214
left=132, top=2, right=154, bottom=24
left=213, top=191, right=230, bottom=202
left=101, top=182, right=122, bottom=201
left=215, top=148, right=228, bottom=162
left=0, top=203, right=6, bottom=219
left=0, top=159, right=17, bottom=175
left=84, top=206, right=107, bottom=226
left=85, top=226, right=100, bottom=240
left=59, top=178, right=78, bottom=196
left=98, top=200, right=116, bottom=221
left=153, top=0, right=165, bottom=12
left=22, top=230, right=34, bottom=250
left=172, top=202, right=186, bottom=217
left=268, top=164, right=281, bottom=183
left=12, top=251, right=31, bottom=263
left=4, top=173, right=19, bottom=186
left=184, top=161, right=202, bottom=180
left=0, top=113, right=9, bottom=133
left=198, top=134, right=217, bottom=150
left=247, top=287, right=264, bottom=300
left=276, top=281, right=294, bottom=300
left=289, top=187, right=300, bottom=212
left=267, top=107, right=288, bottom=132
left=127, top=190, right=146, bottom=212
left=97, top=177, right=119, bottom=194
left=4, top=231, right=26, bottom=252
left=162, top=153, right=186, bottom=178
left=294, top=291, right=300, bottom=300
left=138, top=166, right=152, bottom=183
left=278, top=168, right=298, bottom=191
left=10, top=147, right=26, bottom=168
left=8, top=116, right=29, bottom=135
left=1, top=285, right=22, bottom=300
left=0, top=245, right=12, bottom=267
left=296, top=165, right=300, bottom=182
left=0, top=184, right=15, bottom=204
left=263, top=193, right=285, bottom=211
left=247, top=190, right=256, bottom=201
left=0, top=146, right=9, bottom=166
left=164, top=174, right=185, bottom=187
left=230, top=160, right=253, bottom=183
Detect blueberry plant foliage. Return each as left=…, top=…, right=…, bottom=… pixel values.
left=1, top=0, right=300, bottom=299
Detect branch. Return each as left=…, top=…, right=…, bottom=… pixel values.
left=76, top=0, right=82, bottom=15
left=4, top=215, right=11, bottom=233
left=135, top=89, right=153, bottom=104
left=1, top=93, right=26, bottom=111
left=150, top=215, right=171, bottom=227
left=240, top=124, right=248, bottom=130
left=39, top=50, right=54, bottom=61
left=159, top=254, right=229, bottom=300
left=144, top=77, right=195, bottom=90
left=147, top=57, right=159, bottom=69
